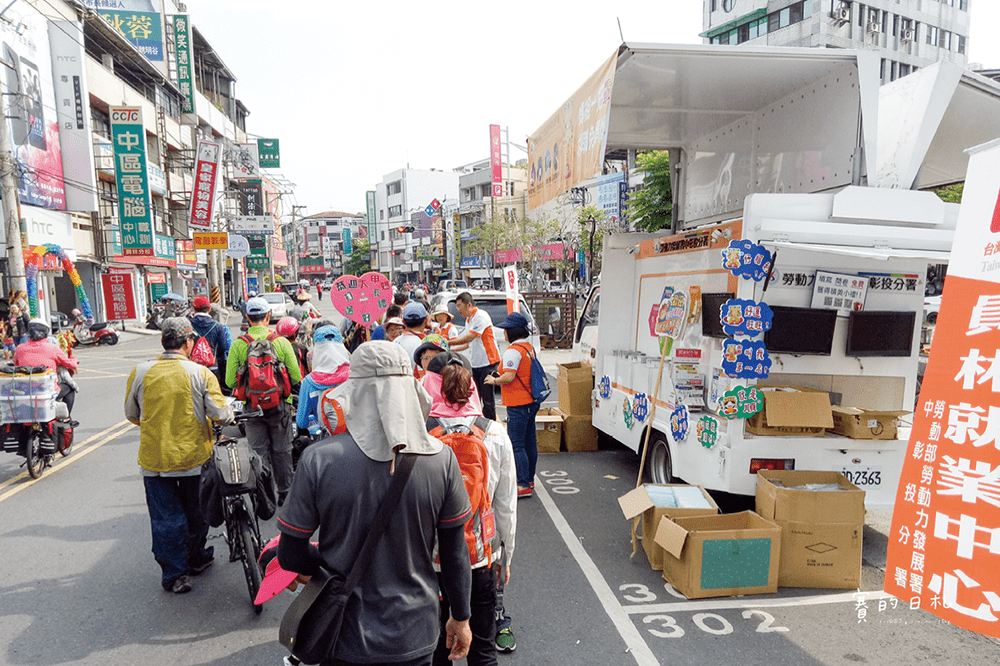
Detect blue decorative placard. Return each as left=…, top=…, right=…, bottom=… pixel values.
left=721, top=339, right=772, bottom=379
left=599, top=375, right=612, bottom=399
left=720, top=299, right=774, bottom=337
left=721, top=239, right=772, bottom=282
left=670, top=405, right=689, bottom=442
left=633, top=393, right=649, bottom=422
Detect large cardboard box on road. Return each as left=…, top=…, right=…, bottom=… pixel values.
left=555, top=408, right=599, bottom=452
left=829, top=406, right=909, bottom=440
left=745, top=386, right=833, bottom=437
left=755, top=470, right=866, bottom=589
left=558, top=362, right=593, bottom=415
left=618, top=484, right=720, bottom=570
left=654, top=511, right=781, bottom=599
left=536, top=408, right=563, bottom=453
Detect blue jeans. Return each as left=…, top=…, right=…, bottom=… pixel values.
left=506, top=402, right=540, bottom=488
left=143, top=475, right=211, bottom=589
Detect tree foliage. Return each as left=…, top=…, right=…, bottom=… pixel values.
left=343, top=238, right=372, bottom=276
left=934, top=183, right=963, bottom=203
left=627, top=151, right=673, bottom=232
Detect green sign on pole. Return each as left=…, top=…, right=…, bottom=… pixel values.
left=111, top=106, right=154, bottom=257
left=257, top=139, right=280, bottom=168
left=366, top=191, right=377, bottom=244
left=246, top=255, right=271, bottom=270
left=173, top=15, right=195, bottom=114
left=150, top=282, right=168, bottom=301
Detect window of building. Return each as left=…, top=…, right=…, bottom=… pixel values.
left=380, top=210, right=384, bottom=220
left=387, top=181, right=402, bottom=196
left=926, top=25, right=938, bottom=46
left=857, top=3, right=865, bottom=27
left=957, top=35, right=966, bottom=54
left=388, top=204, right=402, bottom=217
left=91, top=107, right=111, bottom=139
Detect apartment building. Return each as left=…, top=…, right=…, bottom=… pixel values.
left=295, top=211, right=365, bottom=278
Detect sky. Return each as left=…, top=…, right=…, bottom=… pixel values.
left=190, top=1, right=1000, bottom=218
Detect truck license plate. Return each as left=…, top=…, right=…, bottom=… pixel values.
left=838, top=466, right=882, bottom=487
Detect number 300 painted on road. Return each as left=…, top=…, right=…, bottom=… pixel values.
left=538, top=470, right=580, bottom=494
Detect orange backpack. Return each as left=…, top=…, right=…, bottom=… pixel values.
left=427, top=416, right=497, bottom=566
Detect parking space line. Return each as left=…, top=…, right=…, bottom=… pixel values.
left=534, top=479, right=659, bottom=666
left=621, top=590, right=894, bottom=615
left=0, top=421, right=134, bottom=503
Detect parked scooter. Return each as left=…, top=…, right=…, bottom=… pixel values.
left=0, top=365, right=78, bottom=479
left=71, top=310, right=118, bottom=346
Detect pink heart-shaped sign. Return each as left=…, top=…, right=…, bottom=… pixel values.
left=329, top=272, right=392, bottom=329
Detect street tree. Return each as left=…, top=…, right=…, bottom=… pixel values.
left=343, top=238, right=372, bottom=276
left=466, top=211, right=516, bottom=283
left=627, top=150, right=673, bottom=232
left=577, top=205, right=611, bottom=284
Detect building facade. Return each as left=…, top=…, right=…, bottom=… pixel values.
left=457, top=158, right=528, bottom=281
left=294, top=211, right=365, bottom=279
left=702, top=0, right=970, bottom=84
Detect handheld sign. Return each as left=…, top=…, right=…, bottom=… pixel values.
left=330, top=272, right=391, bottom=328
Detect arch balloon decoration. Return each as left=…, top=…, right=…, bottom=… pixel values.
left=24, top=243, right=94, bottom=321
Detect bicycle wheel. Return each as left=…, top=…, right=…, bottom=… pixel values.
left=237, top=505, right=264, bottom=613
left=25, top=431, right=45, bottom=479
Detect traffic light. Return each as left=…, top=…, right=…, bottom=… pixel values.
left=396, top=225, right=415, bottom=233
left=391, top=251, right=397, bottom=256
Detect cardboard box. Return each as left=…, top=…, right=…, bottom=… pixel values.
left=556, top=408, right=598, bottom=452
left=745, top=386, right=833, bottom=437
left=829, top=406, right=909, bottom=440
left=618, top=484, right=720, bottom=570
left=654, top=511, right=781, bottom=599
left=536, top=408, right=563, bottom=453
left=558, top=362, right=593, bottom=415
left=755, top=470, right=866, bottom=589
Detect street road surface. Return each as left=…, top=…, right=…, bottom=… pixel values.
left=1, top=297, right=997, bottom=665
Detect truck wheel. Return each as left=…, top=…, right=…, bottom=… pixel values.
left=646, top=431, right=675, bottom=484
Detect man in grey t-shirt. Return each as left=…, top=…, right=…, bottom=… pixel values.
left=277, top=342, right=472, bottom=665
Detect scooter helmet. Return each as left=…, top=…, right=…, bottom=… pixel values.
left=276, top=316, right=300, bottom=338
left=71, top=308, right=82, bottom=317
left=27, top=318, right=50, bottom=341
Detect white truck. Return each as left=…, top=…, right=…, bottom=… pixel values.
left=558, top=44, right=1000, bottom=507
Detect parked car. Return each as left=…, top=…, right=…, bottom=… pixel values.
left=430, top=290, right=540, bottom=358
left=261, top=291, right=294, bottom=319
left=438, top=279, right=468, bottom=292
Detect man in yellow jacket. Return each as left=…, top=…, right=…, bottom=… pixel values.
left=125, top=317, right=234, bottom=594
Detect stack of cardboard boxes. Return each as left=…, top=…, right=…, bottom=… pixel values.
left=618, top=471, right=866, bottom=599
left=555, top=362, right=598, bottom=452
left=746, top=385, right=909, bottom=440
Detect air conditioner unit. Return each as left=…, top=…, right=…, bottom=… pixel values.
left=833, top=6, right=850, bottom=22
left=901, top=28, right=914, bottom=42
left=868, top=22, right=882, bottom=34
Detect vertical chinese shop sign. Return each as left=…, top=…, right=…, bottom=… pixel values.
left=110, top=107, right=154, bottom=256
left=190, top=140, right=222, bottom=229
left=885, top=139, right=1000, bottom=637
left=101, top=272, right=137, bottom=320
left=173, top=15, right=196, bottom=114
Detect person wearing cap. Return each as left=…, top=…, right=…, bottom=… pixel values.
left=484, top=312, right=539, bottom=499
left=14, top=318, right=80, bottom=414
left=450, top=293, right=502, bottom=420
left=277, top=342, right=473, bottom=664
left=295, top=325, right=351, bottom=431
left=413, top=333, right=450, bottom=377
left=226, top=296, right=303, bottom=503
left=124, top=317, right=234, bottom=594
left=395, top=301, right=428, bottom=371
left=421, top=351, right=519, bottom=662
left=189, top=295, right=232, bottom=390
left=384, top=316, right=405, bottom=342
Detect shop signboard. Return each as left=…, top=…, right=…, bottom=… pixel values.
left=595, top=172, right=624, bottom=221
left=811, top=270, right=869, bottom=315
left=102, top=271, right=137, bottom=320
left=175, top=240, right=198, bottom=270
left=189, top=140, right=222, bottom=229
left=173, top=14, right=196, bottom=114
left=490, top=124, right=503, bottom=197
left=453, top=212, right=461, bottom=261
left=232, top=216, right=275, bottom=236
left=97, top=5, right=163, bottom=61
left=110, top=106, right=153, bottom=256
left=343, top=228, right=352, bottom=255
left=257, top=139, right=280, bottom=168
left=884, top=138, right=1000, bottom=639
left=232, top=143, right=261, bottom=179
left=366, top=190, right=377, bottom=243
left=193, top=232, right=228, bottom=249
left=227, top=234, right=250, bottom=259
left=153, top=234, right=176, bottom=266
left=246, top=255, right=270, bottom=271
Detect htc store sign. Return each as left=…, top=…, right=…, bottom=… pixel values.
left=25, top=208, right=76, bottom=259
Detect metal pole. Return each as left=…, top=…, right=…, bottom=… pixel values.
left=0, top=66, right=26, bottom=300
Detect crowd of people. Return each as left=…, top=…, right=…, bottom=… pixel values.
left=122, top=287, right=544, bottom=665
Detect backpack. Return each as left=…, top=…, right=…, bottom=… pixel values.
left=235, top=332, right=291, bottom=411
left=319, top=390, right=348, bottom=436
left=513, top=341, right=551, bottom=403
left=190, top=323, right=217, bottom=367
left=427, top=416, right=497, bottom=566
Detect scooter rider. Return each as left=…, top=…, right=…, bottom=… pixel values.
left=14, top=319, right=79, bottom=415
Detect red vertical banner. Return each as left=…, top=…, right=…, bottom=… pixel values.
left=490, top=124, right=503, bottom=198
left=885, top=140, right=1000, bottom=637
left=190, top=140, right=222, bottom=229
left=102, top=272, right=137, bottom=320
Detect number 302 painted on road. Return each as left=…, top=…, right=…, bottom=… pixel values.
left=538, top=470, right=580, bottom=494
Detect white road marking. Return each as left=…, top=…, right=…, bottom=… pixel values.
left=622, top=590, right=894, bottom=615
left=534, top=478, right=660, bottom=666
left=0, top=421, right=135, bottom=502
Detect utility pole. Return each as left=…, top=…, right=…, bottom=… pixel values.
left=0, top=59, right=25, bottom=301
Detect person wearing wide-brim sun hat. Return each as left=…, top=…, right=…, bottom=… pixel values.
left=412, top=333, right=450, bottom=379
left=430, top=304, right=462, bottom=344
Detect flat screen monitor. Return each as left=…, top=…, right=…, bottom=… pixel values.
left=846, top=310, right=916, bottom=357
left=701, top=292, right=734, bottom=339
left=764, top=306, right=838, bottom=356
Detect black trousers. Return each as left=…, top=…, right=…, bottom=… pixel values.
left=433, top=566, right=497, bottom=666
left=471, top=364, right=498, bottom=421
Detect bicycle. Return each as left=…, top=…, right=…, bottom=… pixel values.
left=210, top=406, right=268, bottom=613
